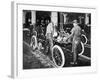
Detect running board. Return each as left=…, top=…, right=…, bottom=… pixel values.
left=78, top=54, right=91, bottom=61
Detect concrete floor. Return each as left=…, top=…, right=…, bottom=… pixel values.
left=23, top=41, right=91, bottom=69
left=23, top=32, right=91, bottom=69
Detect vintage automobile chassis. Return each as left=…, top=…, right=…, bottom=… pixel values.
left=30, top=31, right=86, bottom=68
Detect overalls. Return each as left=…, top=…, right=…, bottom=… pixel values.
left=45, top=22, right=54, bottom=56
left=71, top=25, right=81, bottom=63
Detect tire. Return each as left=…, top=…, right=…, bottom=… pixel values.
left=81, top=34, right=87, bottom=44
left=52, top=45, right=65, bottom=68
left=78, top=42, right=84, bottom=55
left=30, top=35, right=37, bottom=50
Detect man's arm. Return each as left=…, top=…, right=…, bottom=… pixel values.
left=67, top=28, right=74, bottom=40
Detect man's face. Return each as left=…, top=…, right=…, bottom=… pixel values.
left=73, top=23, right=77, bottom=27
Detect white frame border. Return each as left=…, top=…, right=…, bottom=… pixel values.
left=11, top=1, right=97, bottom=78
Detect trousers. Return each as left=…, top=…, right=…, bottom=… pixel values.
left=72, top=39, right=80, bottom=62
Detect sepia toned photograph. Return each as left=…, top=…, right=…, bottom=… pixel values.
left=23, top=10, right=91, bottom=69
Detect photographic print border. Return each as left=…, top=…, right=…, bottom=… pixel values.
left=11, top=1, right=97, bottom=78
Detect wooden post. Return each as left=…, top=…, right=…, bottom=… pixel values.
left=51, top=12, right=58, bottom=26
left=85, top=13, right=89, bottom=25
left=59, top=12, right=64, bottom=31
left=23, top=11, right=26, bottom=24
left=31, top=11, right=36, bottom=25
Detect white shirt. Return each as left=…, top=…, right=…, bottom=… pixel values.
left=71, top=25, right=81, bottom=41
left=46, top=22, right=53, bottom=37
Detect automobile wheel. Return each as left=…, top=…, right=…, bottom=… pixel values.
left=52, top=45, right=65, bottom=68
left=81, top=34, right=87, bottom=44
left=78, top=42, right=84, bottom=55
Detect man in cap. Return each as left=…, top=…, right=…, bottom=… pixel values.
left=67, top=20, right=81, bottom=65
left=45, top=20, right=54, bottom=56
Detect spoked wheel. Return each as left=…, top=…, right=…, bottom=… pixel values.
left=52, top=45, right=65, bottom=68
left=81, top=34, right=87, bottom=44
left=30, top=35, right=37, bottom=50
left=77, top=42, right=84, bottom=55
